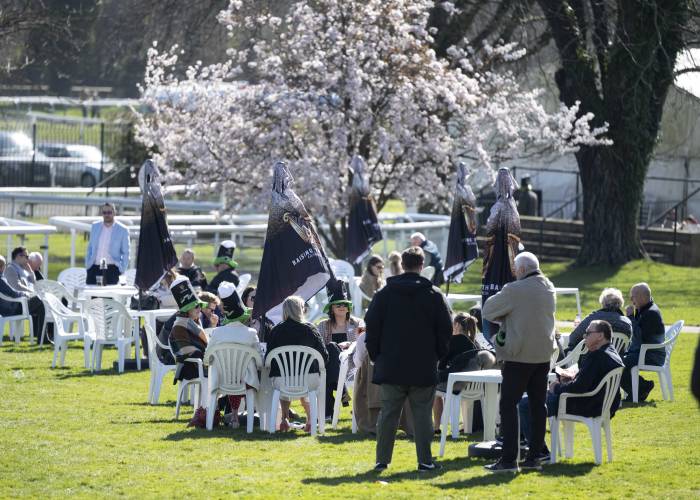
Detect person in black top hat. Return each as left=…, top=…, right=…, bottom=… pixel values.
left=207, top=240, right=240, bottom=292
left=168, top=276, right=209, bottom=383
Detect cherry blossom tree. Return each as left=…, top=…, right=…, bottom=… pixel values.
left=137, top=0, right=608, bottom=257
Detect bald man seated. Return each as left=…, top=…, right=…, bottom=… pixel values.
left=619, top=283, right=666, bottom=402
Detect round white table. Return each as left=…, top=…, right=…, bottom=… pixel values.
left=78, top=285, right=139, bottom=302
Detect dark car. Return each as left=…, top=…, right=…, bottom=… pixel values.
left=0, top=131, right=53, bottom=186
left=37, top=143, right=115, bottom=187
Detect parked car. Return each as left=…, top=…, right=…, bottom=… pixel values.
left=37, top=143, right=115, bottom=187
left=0, top=131, right=53, bottom=186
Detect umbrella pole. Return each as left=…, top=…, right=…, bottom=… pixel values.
left=446, top=279, right=451, bottom=296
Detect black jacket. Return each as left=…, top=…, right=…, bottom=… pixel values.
left=567, top=307, right=633, bottom=353
left=627, top=301, right=665, bottom=366
left=365, top=272, right=452, bottom=386
left=265, top=319, right=329, bottom=377
left=420, top=240, right=445, bottom=286
left=177, top=266, right=207, bottom=290
left=554, top=343, right=624, bottom=418
left=207, top=267, right=239, bottom=293
left=0, top=277, right=24, bottom=316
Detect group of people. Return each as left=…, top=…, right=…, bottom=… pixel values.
left=4, top=201, right=674, bottom=476
left=0, top=247, right=48, bottom=342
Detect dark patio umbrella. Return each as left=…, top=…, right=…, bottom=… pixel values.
left=134, top=160, right=178, bottom=293
left=481, top=167, right=522, bottom=338
left=444, top=162, right=479, bottom=284
left=345, top=155, right=383, bottom=264
left=252, top=162, right=334, bottom=324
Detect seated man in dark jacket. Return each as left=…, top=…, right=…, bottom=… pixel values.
left=619, top=283, right=665, bottom=402
left=548, top=320, right=624, bottom=418
left=177, top=248, right=208, bottom=290
left=567, top=287, right=632, bottom=354
left=365, top=246, right=452, bottom=472
left=0, top=256, right=27, bottom=318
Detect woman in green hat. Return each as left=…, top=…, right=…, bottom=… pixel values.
left=168, top=276, right=210, bottom=383
left=316, top=280, right=365, bottom=418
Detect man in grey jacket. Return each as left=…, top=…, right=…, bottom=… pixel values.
left=482, top=252, right=556, bottom=473
left=1, top=247, right=45, bottom=342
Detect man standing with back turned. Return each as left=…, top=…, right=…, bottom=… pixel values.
left=85, top=202, right=130, bottom=285
left=482, top=251, right=556, bottom=473
left=365, top=246, right=452, bottom=473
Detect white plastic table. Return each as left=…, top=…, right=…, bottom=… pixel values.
left=446, top=293, right=482, bottom=307
left=439, top=369, right=560, bottom=457
left=78, top=285, right=138, bottom=302
left=125, top=307, right=177, bottom=370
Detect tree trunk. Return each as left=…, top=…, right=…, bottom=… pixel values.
left=576, top=145, right=645, bottom=265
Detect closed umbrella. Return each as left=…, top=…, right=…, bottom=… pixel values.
left=444, top=162, right=479, bottom=284
left=345, top=155, right=383, bottom=264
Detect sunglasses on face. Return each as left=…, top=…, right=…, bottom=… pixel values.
left=584, top=330, right=599, bottom=337
left=102, top=211, right=114, bottom=215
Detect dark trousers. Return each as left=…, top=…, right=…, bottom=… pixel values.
left=325, top=343, right=342, bottom=415
left=500, top=361, right=549, bottom=463
left=86, top=264, right=121, bottom=285
left=28, top=296, right=45, bottom=341
left=620, top=351, right=651, bottom=395
left=376, top=384, right=435, bottom=465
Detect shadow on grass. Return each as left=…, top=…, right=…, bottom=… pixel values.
left=163, top=427, right=312, bottom=442
left=302, top=457, right=468, bottom=485
left=53, top=369, right=118, bottom=379
left=617, top=400, right=658, bottom=411
left=119, top=401, right=178, bottom=408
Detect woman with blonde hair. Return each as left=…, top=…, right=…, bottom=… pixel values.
left=265, top=296, right=329, bottom=432
left=385, top=251, right=402, bottom=278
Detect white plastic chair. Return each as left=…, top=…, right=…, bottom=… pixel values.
left=236, top=273, right=252, bottom=297
left=174, top=356, right=206, bottom=419
left=57, top=267, right=87, bottom=296
left=84, top=298, right=134, bottom=373
left=143, top=323, right=176, bottom=405
left=611, top=332, right=631, bottom=356
left=631, top=320, right=684, bottom=403
left=556, top=340, right=588, bottom=369
left=351, top=277, right=372, bottom=317
left=265, top=345, right=327, bottom=436
left=549, top=366, right=624, bottom=465
left=329, top=259, right=356, bottom=282
left=35, top=280, right=85, bottom=346
left=331, top=349, right=357, bottom=432
left=438, top=381, right=485, bottom=456
left=306, top=294, right=325, bottom=323
left=420, top=266, right=436, bottom=281
left=123, top=268, right=137, bottom=286
left=205, top=342, right=263, bottom=432
left=41, top=293, right=85, bottom=368
left=0, top=291, right=34, bottom=345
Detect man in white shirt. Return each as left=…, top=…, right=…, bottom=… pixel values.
left=85, top=203, right=130, bottom=285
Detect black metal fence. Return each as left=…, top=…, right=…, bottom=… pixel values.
left=0, top=110, right=141, bottom=189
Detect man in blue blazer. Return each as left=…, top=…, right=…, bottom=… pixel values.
left=85, top=203, right=130, bottom=285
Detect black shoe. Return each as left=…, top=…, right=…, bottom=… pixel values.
left=519, top=458, right=543, bottom=471
left=534, top=448, right=551, bottom=463
left=373, top=462, right=388, bottom=472
left=484, top=459, right=519, bottom=473
left=417, top=461, right=442, bottom=472
left=639, top=380, right=654, bottom=402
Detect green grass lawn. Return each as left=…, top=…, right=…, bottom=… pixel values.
left=1, top=334, right=698, bottom=498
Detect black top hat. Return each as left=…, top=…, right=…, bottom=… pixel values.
left=214, top=240, right=238, bottom=268
left=324, top=279, right=353, bottom=314
left=170, top=276, right=207, bottom=313
left=217, top=281, right=251, bottom=324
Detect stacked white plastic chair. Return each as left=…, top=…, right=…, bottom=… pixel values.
left=265, top=345, right=327, bottom=436
left=35, top=279, right=84, bottom=346
left=84, top=298, right=134, bottom=373
left=41, top=293, right=86, bottom=368
left=0, top=291, right=33, bottom=345
left=57, top=267, right=87, bottom=298
left=631, top=320, right=684, bottom=402
left=142, top=323, right=176, bottom=405
left=205, top=343, right=263, bottom=432
left=549, top=366, right=624, bottom=465
left=331, top=349, right=357, bottom=432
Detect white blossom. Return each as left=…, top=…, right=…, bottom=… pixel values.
left=137, top=0, right=609, bottom=222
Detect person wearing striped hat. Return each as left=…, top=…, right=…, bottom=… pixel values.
left=168, top=276, right=209, bottom=383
